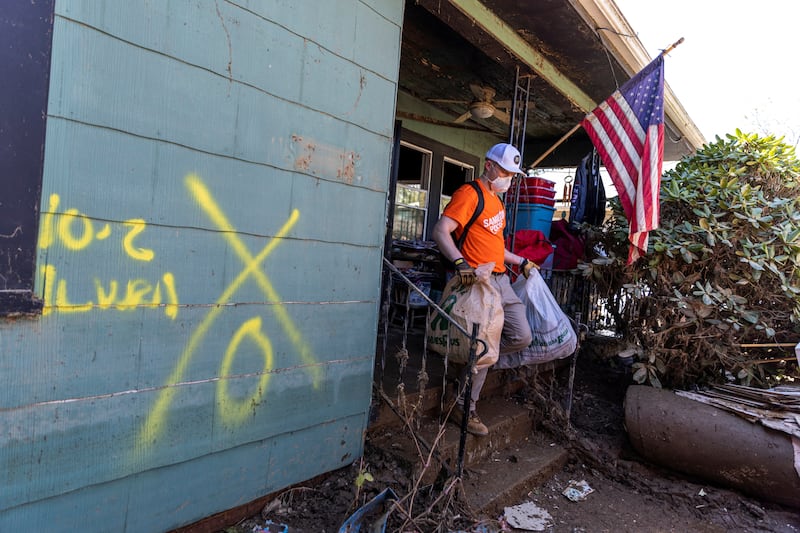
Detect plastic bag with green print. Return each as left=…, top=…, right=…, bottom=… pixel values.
left=426, top=262, right=503, bottom=371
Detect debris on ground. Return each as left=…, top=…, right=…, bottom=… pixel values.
left=502, top=501, right=553, bottom=531
left=217, top=352, right=800, bottom=533
left=561, top=480, right=594, bottom=502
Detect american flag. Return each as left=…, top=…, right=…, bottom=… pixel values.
left=582, top=56, right=665, bottom=264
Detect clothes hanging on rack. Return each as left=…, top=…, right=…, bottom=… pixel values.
left=569, top=150, right=606, bottom=227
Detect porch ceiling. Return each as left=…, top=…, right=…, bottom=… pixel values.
left=398, top=0, right=705, bottom=166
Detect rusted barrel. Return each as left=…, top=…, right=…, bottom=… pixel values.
left=624, top=385, right=800, bottom=509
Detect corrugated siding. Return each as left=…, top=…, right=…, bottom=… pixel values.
left=0, top=0, right=402, bottom=530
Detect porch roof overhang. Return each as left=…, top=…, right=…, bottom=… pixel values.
left=398, top=0, right=706, bottom=166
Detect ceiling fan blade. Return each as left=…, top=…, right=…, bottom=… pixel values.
left=453, top=111, right=472, bottom=124
left=469, top=83, right=496, bottom=102
left=493, top=108, right=511, bottom=125
left=428, top=98, right=469, bottom=104
left=494, top=100, right=512, bottom=109
left=468, top=83, right=484, bottom=100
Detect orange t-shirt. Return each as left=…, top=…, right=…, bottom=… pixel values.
left=443, top=180, right=506, bottom=273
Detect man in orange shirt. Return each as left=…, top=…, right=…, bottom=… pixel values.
left=432, top=142, right=535, bottom=435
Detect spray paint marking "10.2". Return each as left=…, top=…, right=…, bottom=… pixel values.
left=38, top=193, right=179, bottom=318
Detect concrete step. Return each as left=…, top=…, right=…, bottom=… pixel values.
left=369, top=350, right=574, bottom=517
left=369, top=395, right=567, bottom=494
left=369, top=364, right=546, bottom=432
left=461, top=433, right=569, bottom=518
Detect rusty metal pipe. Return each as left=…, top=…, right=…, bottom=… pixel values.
left=624, top=385, right=800, bottom=509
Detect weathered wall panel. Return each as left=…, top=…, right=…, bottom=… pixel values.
left=2, top=302, right=375, bottom=408
left=240, top=0, right=404, bottom=83
left=38, top=119, right=388, bottom=247
left=1, top=414, right=363, bottom=532
left=52, top=3, right=397, bottom=145
left=2, top=351, right=372, bottom=508
left=1, top=0, right=403, bottom=530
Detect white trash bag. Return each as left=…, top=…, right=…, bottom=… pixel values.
left=495, top=268, right=577, bottom=368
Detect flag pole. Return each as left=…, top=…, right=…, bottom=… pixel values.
left=526, top=37, right=685, bottom=171
left=528, top=123, right=582, bottom=169
left=660, top=37, right=684, bottom=56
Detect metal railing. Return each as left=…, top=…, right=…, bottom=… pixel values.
left=376, top=260, right=632, bottom=478
left=379, top=257, right=488, bottom=477
left=540, top=269, right=630, bottom=336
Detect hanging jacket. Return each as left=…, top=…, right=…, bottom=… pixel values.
left=569, top=150, right=606, bottom=227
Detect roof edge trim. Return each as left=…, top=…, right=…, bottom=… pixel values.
left=568, top=0, right=706, bottom=149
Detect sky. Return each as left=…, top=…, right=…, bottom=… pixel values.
left=537, top=1, right=800, bottom=198
left=614, top=0, right=800, bottom=147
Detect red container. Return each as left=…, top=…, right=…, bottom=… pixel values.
left=519, top=195, right=556, bottom=207
left=526, top=186, right=556, bottom=198
left=515, top=177, right=557, bottom=205
left=517, top=184, right=557, bottom=203
left=522, top=177, right=555, bottom=190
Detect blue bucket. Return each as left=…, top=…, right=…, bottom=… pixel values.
left=514, top=204, right=555, bottom=237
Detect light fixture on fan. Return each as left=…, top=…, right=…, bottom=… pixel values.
left=428, top=83, right=511, bottom=125
left=469, top=101, right=495, bottom=119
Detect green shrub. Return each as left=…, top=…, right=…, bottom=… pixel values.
left=585, top=131, right=800, bottom=388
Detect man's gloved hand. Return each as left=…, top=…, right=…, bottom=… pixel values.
left=521, top=258, right=537, bottom=278
left=453, top=258, right=476, bottom=286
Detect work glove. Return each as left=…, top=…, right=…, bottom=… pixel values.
left=520, top=258, right=538, bottom=278
left=453, top=258, right=476, bottom=287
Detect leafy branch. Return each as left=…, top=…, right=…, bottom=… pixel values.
left=588, top=130, right=800, bottom=388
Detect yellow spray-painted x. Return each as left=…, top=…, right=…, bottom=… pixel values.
left=137, top=174, right=321, bottom=447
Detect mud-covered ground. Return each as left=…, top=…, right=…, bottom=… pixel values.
left=218, top=352, right=800, bottom=533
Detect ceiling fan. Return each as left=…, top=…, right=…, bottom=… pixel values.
left=429, top=83, right=512, bottom=125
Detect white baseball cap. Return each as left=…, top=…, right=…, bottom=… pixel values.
left=485, top=143, right=523, bottom=174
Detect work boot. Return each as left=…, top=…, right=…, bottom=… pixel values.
left=449, top=404, right=489, bottom=436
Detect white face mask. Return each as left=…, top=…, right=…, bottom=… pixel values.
left=490, top=176, right=513, bottom=193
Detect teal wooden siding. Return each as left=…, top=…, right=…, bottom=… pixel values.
left=0, top=1, right=402, bottom=531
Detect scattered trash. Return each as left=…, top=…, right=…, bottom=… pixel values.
left=795, top=341, right=799, bottom=367
left=562, top=479, right=594, bottom=502
left=503, top=501, right=553, bottom=531
left=450, top=525, right=502, bottom=533
left=260, top=498, right=290, bottom=517
left=741, top=499, right=767, bottom=519
left=698, top=488, right=707, bottom=497
left=617, top=347, right=638, bottom=367
left=338, top=487, right=398, bottom=533
left=252, top=520, right=289, bottom=533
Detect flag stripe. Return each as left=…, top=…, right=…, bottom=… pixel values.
left=587, top=108, right=636, bottom=197
left=583, top=102, right=640, bottom=215
left=645, top=129, right=660, bottom=229
left=583, top=92, right=648, bottom=215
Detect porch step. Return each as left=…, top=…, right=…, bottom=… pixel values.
left=369, top=395, right=568, bottom=503
left=462, top=434, right=568, bottom=518
left=369, top=363, right=546, bottom=432
left=370, top=338, right=575, bottom=517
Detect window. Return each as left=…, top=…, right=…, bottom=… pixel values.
left=390, top=130, right=478, bottom=242
left=392, top=143, right=432, bottom=241
left=0, top=0, right=55, bottom=314
left=440, top=157, right=474, bottom=215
